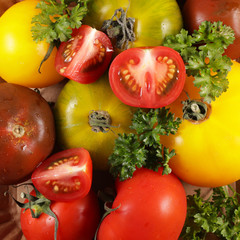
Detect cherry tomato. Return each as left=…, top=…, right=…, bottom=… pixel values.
left=55, top=25, right=113, bottom=84
left=182, top=0, right=240, bottom=59
left=0, top=0, right=64, bottom=88
left=162, top=60, right=240, bottom=187
left=0, top=83, right=55, bottom=185
left=31, top=148, right=92, bottom=202
left=109, top=46, right=186, bottom=108
left=97, top=167, right=187, bottom=240
left=21, top=190, right=100, bottom=240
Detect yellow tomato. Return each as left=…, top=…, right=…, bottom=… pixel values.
left=162, top=60, right=240, bottom=187
left=0, top=0, right=64, bottom=88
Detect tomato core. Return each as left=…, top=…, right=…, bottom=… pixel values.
left=12, top=125, right=25, bottom=138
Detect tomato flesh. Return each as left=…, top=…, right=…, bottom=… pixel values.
left=32, top=148, right=92, bottom=202
left=55, top=25, right=113, bottom=84
left=109, top=46, right=186, bottom=108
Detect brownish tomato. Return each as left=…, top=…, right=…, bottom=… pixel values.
left=0, top=83, right=55, bottom=185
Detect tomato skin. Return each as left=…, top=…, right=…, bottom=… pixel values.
left=31, top=148, right=92, bottom=202
left=0, top=0, right=64, bottom=88
left=182, top=0, right=240, bottom=59
left=97, top=168, right=187, bottom=240
left=21, top=190, right=101, bottom=240
left=109, top=46, right=186, bottom=108
left=162, top=60, right=240, bottom=187
left=54, top=75, right=135, bottom=170
left=0, top=83, right=55, bottom=185
left=84, top=0, right=183, bottom=50
left=55, top=25, right=113, bottom=84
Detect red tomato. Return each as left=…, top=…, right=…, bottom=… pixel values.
left=21, top=190, right=100, bottom=240
left=31, top=148, right=92, bottom=202
left=0, top=83, right=55, bottom=185
left=109, top=46, right=186, bottom=108
left=182, top=0, right=240, bottom=59
left=97, top=168, right=187, bottom=240
left=55, top=25, right=113, bottom=84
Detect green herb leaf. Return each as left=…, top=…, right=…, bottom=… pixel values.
left=31, top=0, right=89, bottom=43
left=109, top=108, right=181, bottom=181
left=163, top=21, right=235, bottom=103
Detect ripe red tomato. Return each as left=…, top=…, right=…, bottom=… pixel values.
left=21, top=190, right=101, bottom=240
left=97, top=168, right=187, bottom=240
left=109, top=46, right=186, bottom=108
left=182, top=0, right=240, bottom=59
left=31, top=148, right=92, bottom=202
left=55, top=25, right=113, bottom=84
left=0, top=83, right=55, bottom=185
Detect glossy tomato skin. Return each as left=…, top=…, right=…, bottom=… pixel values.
left=109, top=46, right=186, bottom=108
left=183, top=0, right=240, bottom=59
left=0, top=0, right=64, bottom=88
left=161, top=60, right=240, bottom=187
left=54, top=75, right=135, bottom=170
left=0, top=83, right=55, bottom=185
left=21, top=190, right=101, bottom=240
left=97, top=168, right=187, bottom=240
left=31, top=148, right=92, bottom=202
left=84, top=0, right=183, bottom=50
left=55, top=25, right=113, bottom=84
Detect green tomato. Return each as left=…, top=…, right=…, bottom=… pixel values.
left=84, top=0, right=183, bottom=50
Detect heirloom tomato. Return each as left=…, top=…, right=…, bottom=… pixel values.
left=97, top=168, right=187, bottom=240
left=54, top=75, right=135, bottom=170
left=0, top=83, right=55, bottom=185
left=21, top=190, right=100, bottom=240
left=84, top=0, right=183, bottom=50
left=182, top=0, right=240, bottom=59
left=0, top=0, right=64, bottom=88
left=161, top=60, right=240, bottom=187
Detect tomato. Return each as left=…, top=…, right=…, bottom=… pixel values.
left=0, top=83, right=55, bottom=185
left=31, top=148, right=92, bottom=202
left=97, top=167, right=187, bottom=240
left=54, top=75, right=135, bottom=170
left=109, top=46, right=186, bottom=108
left=84, top=0, right=183, bottom=50
left=0, top=0, right=64, bottom=88
left=55, top=25, right=113, bottom=84
left=21, top=190, right=100, bottom=240
left=161, top=60, right=240, bottom=187
left=182, top=0, right=240, bottom=60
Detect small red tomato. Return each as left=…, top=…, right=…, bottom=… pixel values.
left=109, top=46, right=186, bottom=108
left=55, top=25, right=113, bottom=84
left=31, top=148, right=92, bottom=202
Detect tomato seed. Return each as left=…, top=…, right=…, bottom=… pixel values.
left=53, top=185, right=59, bottom=192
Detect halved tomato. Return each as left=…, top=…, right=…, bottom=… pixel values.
left=109, top=46, right=186, bottom=108
left=31, top=148, right=92, bottom=202
left=55, top=25, right=113, bottom=84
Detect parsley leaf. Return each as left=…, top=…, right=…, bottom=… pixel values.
left=31, top=0, right=89, bottom=43
left=163, top=21, right=235, bottom=103
left=108, top=108, right=181, bottom=181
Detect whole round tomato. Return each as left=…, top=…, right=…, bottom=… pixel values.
left=0, top=83, right=55, bottom=185
left=0, top=0, right=64, bottom=88
left=84, top=0, right=183, bottom=50
left=21, top=190, right=100, bottom=240
left=162, top=60, right=240, bottom=187
left=97, top=167, right=187, bottom=240
left=182, top=0, right=240, bottom=59
left=54, top=75, right=135, bottom=170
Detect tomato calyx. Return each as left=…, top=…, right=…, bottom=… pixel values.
left=101, top=6, right=136, bottom=50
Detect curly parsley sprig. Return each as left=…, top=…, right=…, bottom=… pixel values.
left=108, top=108, right=181, bottom=181
left=163, top=21, right=235, bottom=103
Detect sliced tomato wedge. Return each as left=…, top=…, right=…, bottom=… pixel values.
left=55, top=25, right=113, bottom=84
left=31, top=148, right=92, bottom=202
left=109, top=46, right=186, bottom=108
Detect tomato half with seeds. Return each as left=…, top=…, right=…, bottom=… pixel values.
left=31, top=148, right=92, bottom=202
left=109, top=46, right=186, bottom=108
left=55, top=25, right=113, bottom=84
